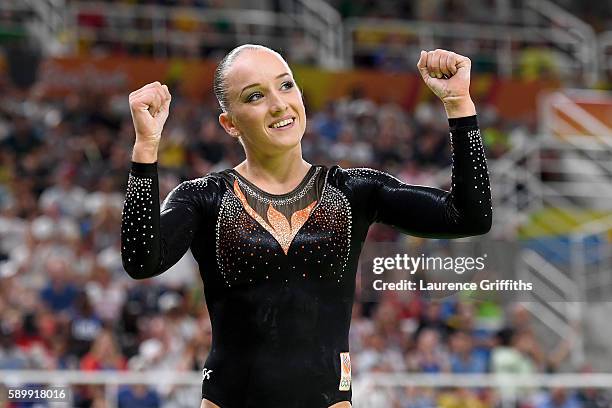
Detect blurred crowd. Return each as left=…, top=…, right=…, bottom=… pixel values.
left=0, top=61, right=596, bottom=407
left=53, top=0, right=608, bottom=85
left=67, top=0, right=612, bottom=29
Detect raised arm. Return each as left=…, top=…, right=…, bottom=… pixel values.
left=121, top=82, right=201, bottom=279
left=346, top=50, right=492, bottom=238
left=346, top=115, right=491, bottom=238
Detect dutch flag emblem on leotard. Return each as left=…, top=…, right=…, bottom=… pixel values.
left=339, top=352, right=351, bottom=391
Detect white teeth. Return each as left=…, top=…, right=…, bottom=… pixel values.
left=271, top=118, right=294, bottom=128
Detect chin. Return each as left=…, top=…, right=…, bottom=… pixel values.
left=274, top=137, right=302, bottom=151
left=267, top=129, right=302, bottom=146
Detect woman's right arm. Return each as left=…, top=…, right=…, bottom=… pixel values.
left=121, top=161, right=205, bottom=279
left=122, top=81, right=192, bottom=279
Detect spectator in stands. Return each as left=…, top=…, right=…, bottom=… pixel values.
left=85, top=263, right=126, bottom=322
left=415, top=300, right=451, bottom=341
left=407, top=328, right=450, bottom=373
left=69, top=292, right=103, bottom=358
left=438, top=388, right=488, bottom=408
left=448, top=330, right=488, bottom=373
left=117, top=357, right=161, bottom=408
left=312, top=102, right=344, bottom=143
left=356, top=332, right=407, bottom=373
left=80, top=329, right=127, bottom=371
left=39, top=167, right=87, bottom=218
left=535, top=388, right=581, bottom=408
left=0, top=326, right=29, bottom=369
left=118, top=382, right=161, bottom=408
left=491, top=328, right=536, bottom=374
left=1, top=115, right=41, bottom=158
left=39, top=257, right=79, bottom=314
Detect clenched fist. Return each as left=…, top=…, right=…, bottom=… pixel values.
left=129, top=81, right=172, bottom=145
left=417, top=49, right=475, bottom=117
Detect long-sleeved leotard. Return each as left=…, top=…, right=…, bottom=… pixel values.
left=121, top=115, right=491, bottom=408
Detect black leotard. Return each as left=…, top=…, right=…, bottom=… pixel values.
left=121, top=115, right=491, bottom=408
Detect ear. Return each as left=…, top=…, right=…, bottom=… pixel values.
left=218, top=112, right=241, bottom=138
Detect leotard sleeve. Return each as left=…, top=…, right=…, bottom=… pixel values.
left=120, top=162, right=214, bottom=279
left=343, top=115, right=492, bottom=238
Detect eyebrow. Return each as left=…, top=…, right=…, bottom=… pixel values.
left=240, top=73, right=291, bottom=96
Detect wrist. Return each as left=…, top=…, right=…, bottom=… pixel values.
left=132, top=140, right=159, bottom=163
left=443, top=96, right=476, bottom=118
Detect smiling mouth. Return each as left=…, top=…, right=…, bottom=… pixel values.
left=269, top=117, right=295, bottom=129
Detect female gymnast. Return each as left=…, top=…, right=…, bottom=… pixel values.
left=121, top=45, right=492, bottom=408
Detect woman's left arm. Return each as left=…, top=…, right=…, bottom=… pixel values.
left=347, top=114, right=491, bottom=238
left=346, top=50, right=492, bottom=238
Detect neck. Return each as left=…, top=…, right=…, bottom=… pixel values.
left=236, top=144, right=311, bottom=192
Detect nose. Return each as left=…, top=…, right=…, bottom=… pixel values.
left=268, top=90, right=288, bottom=115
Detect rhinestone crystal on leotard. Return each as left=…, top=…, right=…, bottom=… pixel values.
left=231, top=167, right=322, bottom=206
left=309, top=184, right=352, bottom=281
left=233, top=180, right=317, bottom=255
left=452, top=128, right=492, bottom=216
left=123, top=174, right=211, bottom=272
left=122, top=174, right=154, bottom=270
left=215, top=168, right=353, bottom=287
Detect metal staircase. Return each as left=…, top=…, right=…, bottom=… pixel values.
left=423, top=88, right=612, bottom=368
left=510, top=89, right=612, bottom=368
left=279, top=0, right=344, bottom=69
left=0, top=0, right=67, bottom=55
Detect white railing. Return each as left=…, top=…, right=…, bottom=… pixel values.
left=571, top=218, right=612, bottom=300
left=4, top=0, right=612, bottom=83
left=69, top=3, right=288, bottom=59
left=354, top=372, right=612, bottom=389
left=5, top=370, right=612, bottom=408
left=1, top=369, right=201, bottom=385
left=344, top=18, right=595, bottom=83
left=65, top=1, right=343, bottom=66
left=279, top=0, right=344, bottom=68
left=353, top=373, right=612, bottom=408
left=538, top=90, right=612, bottom=209
left=598, top=30, right=612, bottom=75
left=519, top=249, right=583, bottom=364
left=0, top=0, right=67, bottom=55
left=525, top=0, right=598, bottom=85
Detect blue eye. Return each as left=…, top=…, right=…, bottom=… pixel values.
left=245, top=81, right=293, bottom=103
left=246, top=92, right=263, bottom=102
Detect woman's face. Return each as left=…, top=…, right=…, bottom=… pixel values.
left=219, top=49, right=307, bottom=156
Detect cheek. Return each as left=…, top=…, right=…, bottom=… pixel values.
left=295, top=93, right=306, bottom=113
left=234, top=108, right=264, bottom=131
left=298, top=100, right=307, bottom=127
left=291, top=94, right=307, bottom=119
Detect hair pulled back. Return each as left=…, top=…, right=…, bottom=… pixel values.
left=213, top=44, right=285, bottom=113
